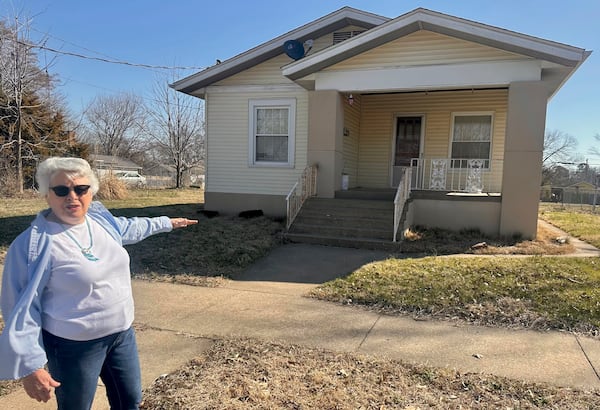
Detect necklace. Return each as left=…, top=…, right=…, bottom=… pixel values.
left=61, top=217, right=100, bottom=261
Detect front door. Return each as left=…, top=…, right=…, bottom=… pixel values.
left=392, top=116, right=422, bottom=186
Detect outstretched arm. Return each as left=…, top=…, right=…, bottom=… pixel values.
left=170, top=218, right=198, bottom=229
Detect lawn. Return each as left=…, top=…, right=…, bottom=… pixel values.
left=539, top=202, right=600, bottom=249
left=1, top=192, right=599, bottom=408
left=0, top=188, right=283, bottom=279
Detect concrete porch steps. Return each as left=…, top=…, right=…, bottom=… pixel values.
left=285, top=196, right=401, bottom=250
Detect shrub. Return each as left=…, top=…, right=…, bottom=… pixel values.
left=96, top=174, right=129, bottom=200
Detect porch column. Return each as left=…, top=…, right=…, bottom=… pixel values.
left=307, top=90, right=344, bottom=198
left=500, top=81, right=547, bottom=239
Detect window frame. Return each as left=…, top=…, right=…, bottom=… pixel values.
left=449, top=112, right=493, bottom=169
left=248, top=98, right=296, bottom=168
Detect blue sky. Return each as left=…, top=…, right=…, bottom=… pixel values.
left=1, top=0, right=598, bottom=158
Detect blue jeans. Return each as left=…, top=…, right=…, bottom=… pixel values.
left=43, top=327, right=142, bottom=410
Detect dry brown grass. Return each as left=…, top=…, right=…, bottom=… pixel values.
left=140, top=337, right=600, bottom=410
left=472, top=221, right=576, bottom=255
left=96, top=174, right=130, bottom=200
left=399, top=221, right=576, bottom=256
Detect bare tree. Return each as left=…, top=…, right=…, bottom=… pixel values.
left=541, top=130, right=579, bottom=186
left=543, top=130, right=578, bottom=166
left=143, top=74, right=204, bottom=188
left=83, top=93, right=145, bottom=158
left=0, top=15, right=60, bottom=192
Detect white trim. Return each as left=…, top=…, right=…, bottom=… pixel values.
left=448, top=111, right=494, bottom=167
left=282, top=8, right=587, bottom=80
left=171, top=7, right=389, bottom=92
left=314, top=60, right=540, bottom=93
left=248, top=98, right=296, bottom=168
left=206, top=84, right=303, bottom=94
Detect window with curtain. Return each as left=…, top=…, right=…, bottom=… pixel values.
left=249, top=99, right=295, bottom=167
left=450, top=114, right=492, bottom=168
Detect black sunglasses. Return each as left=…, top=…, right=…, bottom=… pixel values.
left=49, top=185, right=91, bottom=197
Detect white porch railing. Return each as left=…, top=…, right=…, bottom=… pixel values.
left=410, top=158, right=503, bottom=193
left=393, top=167, right=412, bottom=242
left=285, top=165, right=318, bottom=230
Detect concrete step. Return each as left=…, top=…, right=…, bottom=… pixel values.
left=303, top=197, right=394, bottom=211
left=286, top=196, right=399, bottom=248
left=293, top=214, right=392, bottom=230
left=334, top=188, right=396, bottom=201
left=289, top=222, right=393, bottom=241
left=284, top=232, right=401, bottom=251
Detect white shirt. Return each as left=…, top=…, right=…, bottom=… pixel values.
left=42, top=217, right=134, bottom=340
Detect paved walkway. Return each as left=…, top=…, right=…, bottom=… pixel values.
left=1, top=223, right=599, bottom=409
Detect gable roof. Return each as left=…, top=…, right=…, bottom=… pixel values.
left=171, top=7, right=388, bottom=95
left=172, top=7, right=590, bottom=98
left=283, top=8, right=589, bottom=80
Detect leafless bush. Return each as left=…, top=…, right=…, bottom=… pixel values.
left=0, top=167, right=20, bottom=197
left=96, top=174, right=129, bottom=200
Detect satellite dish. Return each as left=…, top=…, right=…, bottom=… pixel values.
left=283, top=39, right=306, bottom=60
left=303, top=39, right=314, bottom=54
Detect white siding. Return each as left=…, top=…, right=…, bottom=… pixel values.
left=206, top=90, right=308, bottom=195
left=216, top=55, right=295, bottom=86
left=207, top=24, right=373, bottom=195
left=342, top=94, right=361, bottom=187
left=217, top=25, right=373, bottom=86
left=327, top=30, right=529, bottom=72
left=357, top=89, right=508, bottom=189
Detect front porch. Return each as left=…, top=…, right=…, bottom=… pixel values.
left=304, top=85, right=544, bottom=239
left=285, top=164, right=503, bottom=249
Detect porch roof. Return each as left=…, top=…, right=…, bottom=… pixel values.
left=282, top=8, right=591, bottom=97
left=171, top=7, right=590, bottom=101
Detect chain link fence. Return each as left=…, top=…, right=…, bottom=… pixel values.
left=541, top=185, right=599, bottom=212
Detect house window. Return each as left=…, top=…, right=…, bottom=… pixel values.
left=249, top=99, right=296, bottom=167
left=450, top=113, right=492, bottom=168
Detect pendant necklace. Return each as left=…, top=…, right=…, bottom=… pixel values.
left=61, top=217, right=100, bottom=261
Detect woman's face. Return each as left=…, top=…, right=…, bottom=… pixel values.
left=46, top=171, right=93, bottom=225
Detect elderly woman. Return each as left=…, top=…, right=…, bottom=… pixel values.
left=0, top=157, right=197, bottom=409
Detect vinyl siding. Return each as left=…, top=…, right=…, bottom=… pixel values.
left=326, top=30, right=529, bottom=72
left=217, top=25, right=373, bottom=86
left=207, top=24, right=375, bottom=195
left=216, top=54, right=295, bottom=86
left=205, top=90, right=308, bottom=195
left=357, top=89, right=508, bottom=189
left=342, top=94, right=361, bottom=187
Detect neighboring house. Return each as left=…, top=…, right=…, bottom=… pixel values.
left=541, top=181, right=599, bottom=205
left=144, top=163, right=206, bottom=188
left=171, top=7, right=590, bottom=239
left=89, top=154, right=143, bottom=178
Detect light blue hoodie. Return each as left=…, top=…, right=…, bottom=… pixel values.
left=0, top=201, right=172, bottom=380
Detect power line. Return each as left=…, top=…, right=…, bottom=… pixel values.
left=17, top=39, right=206, bottom=71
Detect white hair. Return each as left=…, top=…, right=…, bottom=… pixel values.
left=36, top=157, right=99, bottom=196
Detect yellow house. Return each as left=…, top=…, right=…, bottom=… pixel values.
left=172, top=7, right=590, bottom=241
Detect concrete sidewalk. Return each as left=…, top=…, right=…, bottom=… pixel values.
left=1, top=236, right=600, bottom=409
